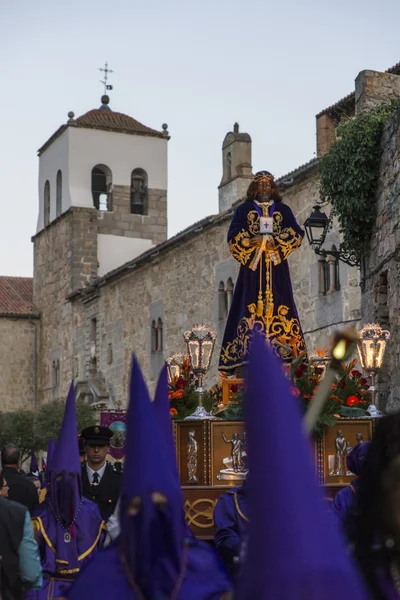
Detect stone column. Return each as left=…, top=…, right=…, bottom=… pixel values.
left=355, top=70, right=400, bottom=115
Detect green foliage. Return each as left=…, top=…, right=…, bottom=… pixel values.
left=0, top=400, right=96, bottom=462
left=319, top=99, right=400, bottom=261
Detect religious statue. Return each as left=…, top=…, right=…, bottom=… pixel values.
left=130, top=168, right=148, bottom=215
left=219, top=171, right=306, bottom=374
left=333, top=430, right=347, bottom=476
left=217, top=431, right=248, bottom=481
left=345, top=441, right=353, bottom=475
left=187, top=429, right=198, bottom=483
left=356, top=433, right=364, bottom=445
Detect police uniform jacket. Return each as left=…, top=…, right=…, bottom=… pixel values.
left=81, top=462, right=122, bottom=521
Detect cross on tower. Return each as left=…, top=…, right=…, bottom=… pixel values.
left=99, top=62, right=114, bottom=94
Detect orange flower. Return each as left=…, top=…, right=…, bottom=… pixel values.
left=170, top=389, right=185, bottom=400
left=330, top=383, right=337, bottom=390
left=170, top=408, right=178, bottom=416
left=303, top=394, right=312, bottom=399
left=315, top=346, right=327, bottom=358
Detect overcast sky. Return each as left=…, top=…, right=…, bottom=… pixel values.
left=1, top=0, right=399, bottom=276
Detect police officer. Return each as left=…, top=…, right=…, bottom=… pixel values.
left=80, top=426, right=122, bottom=521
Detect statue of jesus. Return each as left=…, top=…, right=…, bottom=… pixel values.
left=219, top=171, right=306, bottom=373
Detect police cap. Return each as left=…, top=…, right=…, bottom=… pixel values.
left=80, top=425, right=113, bottom=446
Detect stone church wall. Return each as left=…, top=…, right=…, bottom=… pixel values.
left=0, top=318, right=37, bottom=411
left=361, top=107, right=400, bottom=412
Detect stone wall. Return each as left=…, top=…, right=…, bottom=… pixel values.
left=98, top=186, right=167, bottom=245
left=0, top=317, right=37, bottom=411
left=361, top=107, right=400, bottom=411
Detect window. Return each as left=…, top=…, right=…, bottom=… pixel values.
left=219, top=281, right=227, bottom=320
left=130, top=168, right=148, bottom=215
left=44, top=180, right=50, bottom=226
left=56, top=170, right=62, bottom=217
left=156, top=318, right=163, bottom=352
left=318, top=248, right=340, bottom=295
left=92, top=164, right=112, bottom=211
left=226, top=278, right=234, bottom=311
left=52, top=359, right=60, bottom=389
left=151, top=320, right=157, bottom=353
left=90, top=318, right=97, bottom=365
left=218, top=278, right=234, bottom=319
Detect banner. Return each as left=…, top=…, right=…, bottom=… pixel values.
left=100, top=411, right=127, bottom=461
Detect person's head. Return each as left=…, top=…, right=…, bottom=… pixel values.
left=0, top=470, right=9, bottom=498
left=81, top=426, right=113, bottom=470
left=1, top=444, right=21, bottom=468
left=246, top=171, right=282, bottom=203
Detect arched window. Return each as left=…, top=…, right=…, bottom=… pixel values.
left=92, top=164, right=112, bottom=211
left=130, top=168, right=148, bottom=215
left=151, top=320, right=157, bottom=353
left=156, top=318, right=163, bottom=352
left=226, top=278, right=234, bottom=312
left=44, top=180, right=50, bottom=227
left=218, top=281, right=227, bottom=320
left=226, top=152, right=232, bottom=180
left=56, top=170, right=62, bottom=217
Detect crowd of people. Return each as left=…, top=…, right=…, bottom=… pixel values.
left=2, top=336, right=400, bottom=598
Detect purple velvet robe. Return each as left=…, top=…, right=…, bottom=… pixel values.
left=219, top=200, right=306, bottom=372
left=25, top=498, right=106, bottom=600
left=67, top=537, right=231, bottom=600
left=214, top=485, right=248, bottom=576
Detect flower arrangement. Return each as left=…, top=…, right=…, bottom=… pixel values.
left=291, top=350, right=371, bottom=436
left=168, top=356, right=213, bottom=419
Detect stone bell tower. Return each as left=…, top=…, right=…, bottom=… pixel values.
left=32, top=93, right=169, bottom=404
left=218, top=122, right=253, bottom=213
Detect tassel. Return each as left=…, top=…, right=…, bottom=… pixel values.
left=257, top=291, right=264, bottom=317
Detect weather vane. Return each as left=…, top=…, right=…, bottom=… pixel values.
left=99, top=62, right=114, bottom=95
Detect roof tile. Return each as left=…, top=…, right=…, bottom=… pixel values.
left=75, top=109, right=164, bottom=138
left=0, top=277, right=36, bottom=317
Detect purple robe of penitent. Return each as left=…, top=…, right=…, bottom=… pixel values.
left=214, top=481, right=248, bottom=577
left=235, top=333, right=370, bottom=600
left=25, top=383, right=105, bottom=600
left=67, top=358, right=231, bottom=600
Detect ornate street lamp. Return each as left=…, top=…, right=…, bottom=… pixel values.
left=304, top=205, right=359, bottom=267
left=357, top=323, right=390, bottom=415
left=183, top=324, right=217, bottom=420
left=166, top=353, right=188, bottom=383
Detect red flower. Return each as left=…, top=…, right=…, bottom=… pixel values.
left=170, top=408, right=178, bottom=416
left=347, top=395, right=362, bottom=407
left=295, top=364, right=307, bottom=378
left=176, top=377, right=188, bottom=390
left=291, top=387, right=300, bottom=398
left=360, top=377, right=368, bottom=386
left=338, top=379, right=346, bottom=389
left=314, top=367, right=324, bottom=376
left=231, top=384, right=239, bottom=393
left=351, top=370, right=363, bottom=378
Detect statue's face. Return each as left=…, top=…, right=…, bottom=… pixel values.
left=338, top=430, right=344, bottom=437
left=257, top=178, right=272, bottom=199
left=233, top=433, right=239, bottom=440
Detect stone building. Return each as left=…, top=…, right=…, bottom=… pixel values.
left=2, top=62, right=400, bottom=411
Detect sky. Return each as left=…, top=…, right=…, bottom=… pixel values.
left=1, top=0, right=400, bottom=277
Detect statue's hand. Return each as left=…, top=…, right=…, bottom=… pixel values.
left=249, top=236, right=263, bottom=247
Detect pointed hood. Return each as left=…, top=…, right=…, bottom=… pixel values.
left=29, top=450, right=39, bottom=475
left=119, top=356, right=185, bottom=598
left=153, top=363, right=180, bottom=483
left=48, top=382, right=82, bottom=572
left=236, top=334, right=369, bottom=600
